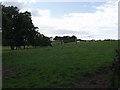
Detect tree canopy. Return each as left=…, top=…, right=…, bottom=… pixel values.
left=2, top=5, right=51, bottom=50
left=53, top=35, right=77, bottom=43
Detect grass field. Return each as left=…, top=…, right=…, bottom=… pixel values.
left=2, top=41, right=118, bottom=88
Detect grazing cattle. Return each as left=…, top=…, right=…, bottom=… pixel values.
left=60, top=40, right=64, bottom=45
left=76, top=41, right=80, bottom=44
left=15, top=46, right=21, bottom=50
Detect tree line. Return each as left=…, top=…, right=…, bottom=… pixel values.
left=2, top=5, right=51, bottom=50
left=53, top=35, right=77, bottom=44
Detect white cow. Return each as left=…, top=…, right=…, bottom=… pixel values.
left=76, top=41, right=80, bottom=44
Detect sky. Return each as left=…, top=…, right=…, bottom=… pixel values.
left=2, top=0, right=119, bottom=40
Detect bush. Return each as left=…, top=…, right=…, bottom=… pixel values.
left=110, top=49, right=120, bottom=88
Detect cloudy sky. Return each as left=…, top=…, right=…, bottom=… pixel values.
left=2, top=0, right=119, bottom=40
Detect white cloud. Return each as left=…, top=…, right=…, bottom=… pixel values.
left=3, top=1, right=118, bottom=40
left=20, top=8, right=51, bottom=18
left=32, top=9, right=51, bottom=18
left=2, top=2, right=25, bottom=9
left=1, top=0, right=118, bottom=2
left=30, top=1, right=118, bottom=40
left=2, top=0, right=36, bottom=9
left=2, top=0, right=36, bottom=3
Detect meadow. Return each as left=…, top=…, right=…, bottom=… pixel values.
left=2, top=41, right=118, bottom=88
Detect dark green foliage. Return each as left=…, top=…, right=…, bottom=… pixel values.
left=2, top=5, right=19, bottom=48
left=104, top=39, right=116, bottom=41
left=110, top=49, right=120, bottom=88
left=34, top=34, right=52, bottom=47
left=2, top=5, right=51, bottom=50
left=53, top=35, right=77, bottom=43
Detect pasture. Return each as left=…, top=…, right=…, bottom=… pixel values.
left=2, top=41, right=118, bottom=88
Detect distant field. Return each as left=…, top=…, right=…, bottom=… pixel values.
left=2, top=41, right=118, bottom=88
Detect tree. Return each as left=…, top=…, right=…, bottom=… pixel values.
left=53, top=36, right=59, bottom=41
left=34, top=34, right=51, bottom=47
left=71, top=35, right=77, bottom=41
left=2, top=5, right=52, bottom=50
left=14, top=12, right=38, bottom=49
left=2, top=5, right=19, bottom=50
left=53, top=35, right=77, bottom=44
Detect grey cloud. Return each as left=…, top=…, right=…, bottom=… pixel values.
left=39, top=26, right=55, bottom=30
left=82, top=35, right=94, bottom=38
left=38, top=26, right=97, bottom=39
left=53, top=29, right=89, bottom=35
left=39, top=25, right=90, bottom=36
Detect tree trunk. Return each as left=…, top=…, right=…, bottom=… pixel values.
left=10, top=46, right=14, bottom=50
left=24, top=45, right=25, bottom=49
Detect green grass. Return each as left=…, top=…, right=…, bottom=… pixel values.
left=2, top=41, right=118, bottom=88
